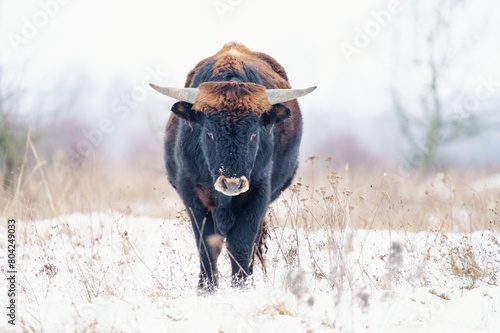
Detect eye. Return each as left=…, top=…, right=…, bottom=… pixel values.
left=207, top=131, right=214, bottom=140
left=250, top=133, right=257, bottom=141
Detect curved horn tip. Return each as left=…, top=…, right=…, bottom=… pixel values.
left=266, top=85, right=318, bottom=105
left=149, top=84, right=200, bottom=104
left=149, top=83, right=162, bottom=91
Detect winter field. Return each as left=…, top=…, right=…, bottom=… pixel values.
left=1, top=161, right=500, bottom=332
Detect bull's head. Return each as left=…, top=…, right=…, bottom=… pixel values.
left=151, top=81, right=316, bottom=196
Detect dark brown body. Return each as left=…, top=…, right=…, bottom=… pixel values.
left=163, top=42, right=306, bottom=291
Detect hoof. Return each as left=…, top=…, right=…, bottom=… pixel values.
left=231, top=274, right=254, bottom=290
left=197, top=274, right=218, bottom=296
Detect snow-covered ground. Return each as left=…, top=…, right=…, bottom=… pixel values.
left=1, top=212, right=499, bottom=332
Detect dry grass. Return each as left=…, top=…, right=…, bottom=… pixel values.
left=1, top=161, right=178, bottom=221
left=253, top=157, right=500, bottom=292
left=2, top=139, right=499, bottom=235
left=3, top=140, right=499, bottom=333
left=2, top=135, right=498, bottom=333
left=268, top=157, right=499, bottom=233
left=3, top=140, right=498, bottom=293
left=1, top=135, right=177, bottom=221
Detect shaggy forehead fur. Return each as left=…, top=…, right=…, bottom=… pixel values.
left=192, top=81, right=272, bottom=116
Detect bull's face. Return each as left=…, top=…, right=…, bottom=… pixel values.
left=150, top=81, right=316, bottom=196
left=167, top=86, right=291, bottom=196
left=198, top=105, right=291, bottom=196
left=200, top=111, right=261, bottom=196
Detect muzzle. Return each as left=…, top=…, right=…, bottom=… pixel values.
left=214, top=176, right=250, bottom=196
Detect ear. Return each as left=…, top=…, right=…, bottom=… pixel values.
left=262, top=104, right=291, bottom=126
left=171, top=102, right=201, bottom=122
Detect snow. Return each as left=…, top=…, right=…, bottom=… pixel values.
left=1, top=212, right=499, bottom=332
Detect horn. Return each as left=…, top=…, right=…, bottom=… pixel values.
left=149, top=84, right=199, bottom=104
left=266, top=86, right=317, bottom=105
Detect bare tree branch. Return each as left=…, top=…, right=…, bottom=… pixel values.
left=392, top=0, right=492, bottom=175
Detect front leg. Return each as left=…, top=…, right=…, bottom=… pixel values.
left=225, top=183, right=270, bottom=287
left=190, top=209, right=223, bottom=293
left=179, top=183, right=223, bottom=294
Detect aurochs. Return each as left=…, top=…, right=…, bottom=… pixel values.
left=150, top=42, right=315, bottom=292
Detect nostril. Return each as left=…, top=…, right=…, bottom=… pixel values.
left=214, top=176, right=249, bottom=195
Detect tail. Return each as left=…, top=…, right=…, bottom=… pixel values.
left=252, top=215, right=270, bottom=275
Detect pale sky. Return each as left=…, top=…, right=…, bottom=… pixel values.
left=1, top=0, right=499, bottom=165
left=1, top=0, right=411, bottom=116
left=3, top=0, right=498, bottom=115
